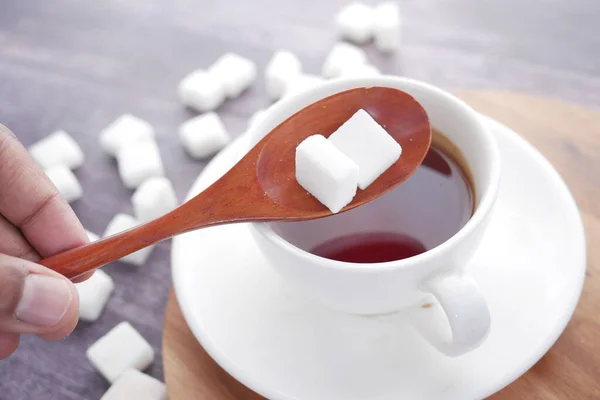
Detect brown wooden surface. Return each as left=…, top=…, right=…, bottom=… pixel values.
left=40, top=87, right=431, bottom=279
left=162, top=91, right=600, bottom=400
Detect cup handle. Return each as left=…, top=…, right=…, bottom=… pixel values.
left=413, top=271, right=490, bottom=357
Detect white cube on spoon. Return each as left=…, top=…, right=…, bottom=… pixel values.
left=132, top=177, right=178, bottom=223
left=87, top=322, right=154, bottom=383
left=335, top=2, right=374, bottom=43
left=103, top=214, right=154, bottom=266
left=209, top=53, right=257, bottom=98
left=322, top=42, right=368, bottom=78
left=328, top=109, right=402, bottom=189
left=99, top=114, right=155, bottom=157
left=178, top=112, right=231, bottom=159
left=296, top=134, right=359, bottom=213
left=29, top=130, right=84, bottom=170
left=265, top=50, right=303, bottom=100
left=45, top=165, right=83, bottom=203
left=100, top=370, right=166, bottom=400
left=178, top=69, right=226, bottom=112
left=117, top=138, right=164, bottom=189
left=76, top=269, right=114, bottom=322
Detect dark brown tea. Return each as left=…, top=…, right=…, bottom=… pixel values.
left=270, top=130, right=474, bottom=263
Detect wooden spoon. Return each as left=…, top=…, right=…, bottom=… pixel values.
left=41, top=87, right=432, bottom=279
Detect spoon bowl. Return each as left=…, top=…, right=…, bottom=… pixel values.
left=40, top=86, right=431, bottom=279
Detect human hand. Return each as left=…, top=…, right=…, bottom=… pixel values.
left=0, top=124, right=91, bottom=359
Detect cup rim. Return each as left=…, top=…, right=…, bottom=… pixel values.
left=251, top=76, right=501, bottom=272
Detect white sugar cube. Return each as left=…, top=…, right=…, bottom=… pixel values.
left=178, top=69, right=226, bottom=112
left=373, top=2, right=401, bottom=52
left=45, top=165, right=83, bottom=203
left=86, top=230, right=100, bottom=242
left=76, top=269, right=114, bottom=322
left=101, top=370, right=166, bottom=400
left=99, top=114, right=155, bottom=157
left=284, top=74, right=326, bottom=97
left=265, top=50, right=303, bottom=99
left=296, top=135, right=359, bottom=213
left=335, top=2, right=375, bottom=44
left=328, top=109, right=402, bottom=189
left=117, top=138, right=164, bottom=189
left=104, top=214, right=154, bottom=266
left=322, top=42, right=368, bottom=79
left=29, top=130, right=84, bottom=170
left=132, top=177, right=178, bottom=223
left=178, top=112, right=231, bottom=159
left=339, top=63, right=380, bottom=78
left=87, top=322, right=154, bottom=383
left=209, top=53, right=257, bottom=98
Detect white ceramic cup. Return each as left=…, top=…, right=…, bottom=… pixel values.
left=245, top=76, right=501, bottom=357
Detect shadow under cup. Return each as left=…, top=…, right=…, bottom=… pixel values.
left=268, top=130, right=475, bottom=264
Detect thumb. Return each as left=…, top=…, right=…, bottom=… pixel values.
left=0, top=253, right=79, bottom=339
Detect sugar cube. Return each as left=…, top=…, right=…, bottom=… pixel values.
left=178, top=112, right=231, bottom=159
left=104, top=214, right=154, bottom=266
left=265, top=50, right=303, bottom=99
left=178, top=69, right=226, bottom=112
left=29, top=130, right=84, bottom=170
left=45, top=165, right=83, bottom=203
left=132, top=177, right=178, bottom=223
left=87, top=322, right=154, bottom=383
left=99, top=114, right=155, bottom=157
left=86, top=230, right=100, bottom=242
left=339, top=63, right=380, bottom=78
left=328, top=109, right=402, bottom=189
left=284, top=74, right=326, bottom=98
left=101, top=370, right=166, bottom=400
left=322, top=42, right=368, bottom=79
left=296, top=135, right=359, bottom=213
left=209, top=53, right=257, bottom=98
left=76, top=269, right=114, bottom=322
left=116, top=138, right=164, bottom=189
left=373, top=2, right=401, bottom=52
left=335, top=2, right=375, bottom=44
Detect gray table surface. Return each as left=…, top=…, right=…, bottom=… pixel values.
left=0, top=0, right=598, bottom=399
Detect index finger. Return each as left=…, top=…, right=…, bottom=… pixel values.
left=0, top=124, right=89, bottom=259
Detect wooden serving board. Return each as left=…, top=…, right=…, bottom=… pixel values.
left=162, top=91, right=600, bottom=400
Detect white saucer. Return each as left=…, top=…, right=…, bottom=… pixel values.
left=172, top=117, right=586, bottom=400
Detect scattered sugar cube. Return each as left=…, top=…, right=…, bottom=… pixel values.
left=117, top=138, right=164, bottom=189
left=178, top=69, right=226, bottom=112
left=45, top=165, right=83, bottom=203
left=373, top=2, right=401, bottom=52
left=335, top=2, right=375, bottom=44
left=328, top=109, right=402, bottom=189
left=132, top=177, right=178, bottom=223
left=322, top=42, right=368, bottom=78
left=101, top=370, right=166, bottom=400
left=296, top=135, right=359, bottom=213
left=104, top=214, right=154, bottom=266
left=209, top=53, right=257, bottom=98
left=284, top=74, right=326, bottom=97
left=247, top=108, right=267, bottom=130
left=86, top=230, right=100, bottom=242
left=339, top=63, right=380, bottom=78
left=29, top=130, right=84, bottom=170
left=265, top=50, right=303, bottom=99
left=76, top=269, right=114, bottom=322
left=87, top=322, right=154, bottom=383
left=99, top=114, right=155, bottom=157
left=178, top=112, right=231, bottom=159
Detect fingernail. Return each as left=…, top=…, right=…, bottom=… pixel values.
left=16, top=275, right=72, bottom=327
